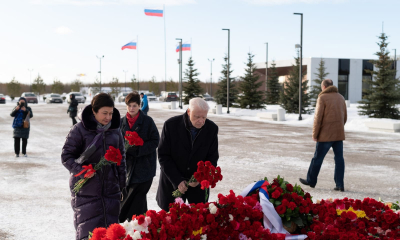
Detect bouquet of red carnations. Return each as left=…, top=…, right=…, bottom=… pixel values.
left=172, top=161, right=223, bottom=201
left=263, top=175, right=313, bottom=232
left=124, top=131, right=144, bottom=151
left=73, top=146, right=122, bottom=194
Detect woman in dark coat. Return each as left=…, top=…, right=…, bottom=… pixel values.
left=61, top=93, right=126, bottom=240
left=10, top=97, right=33, bottom=157
left=67, top=94, right=79, bottom=125
left=119, top=91, right=159, bottom=222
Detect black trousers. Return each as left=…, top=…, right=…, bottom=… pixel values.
left=119, top=178, right=153, bottom=222
left=14, top=137, right=28, bottom=155
left=71, top=117, right=77, bottom=125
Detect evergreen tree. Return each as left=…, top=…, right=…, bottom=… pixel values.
left=166, top=77, right=178, bottom=92
left=32, top=74, right=46, bottom=97
left=280, top=56, right=311, bottom=113
left=358, top=33, right=400, bottom=119
left=265, top=61, right=280, bottom=105
left=7, top=77, right=21, bottom=101
left=238, top=53, right=265, bottom=109
left=149, top=76, right=160, bottom=95
left=92, top=78, right=101, bottom=95
left=71, top=79, right=83, bottom=92
left=51, top=79, right=64, bottom=93
left=183, top=57, right=202, bottom=104
left=215, top=55, right=238, bottom=107
left=310, top=58, right=329, bottom=107
left=130, top=74, right=139, bottom=91
left=109, top=77, right=120, bottom=99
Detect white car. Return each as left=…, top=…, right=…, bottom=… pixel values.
left=146, top=92, right=157, bottom=101
left=66, top=92, right=86, bottom=104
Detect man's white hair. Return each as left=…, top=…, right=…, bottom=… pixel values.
left=189, top=97, right=210, bottom=111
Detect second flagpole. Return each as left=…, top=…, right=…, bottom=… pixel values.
left=164, top=4, right=167, bottom=91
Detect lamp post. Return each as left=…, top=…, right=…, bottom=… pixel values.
left=28, top=69, right=33, bottom=92
left=264, top=42, right=268, bottom=91
left=208, top=58, right=215, bottom=96
left=96, top=55, right=104, bottom=92
left=176, top=38, right=183, bottom=109
left=222, top=28, right=230, bottom=114
left=393, top=49, right=397, bottom=79
left=294, top=13, right=303, bottom=121
left=123, top=70, right=128, bottom=91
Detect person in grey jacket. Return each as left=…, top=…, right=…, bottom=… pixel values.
left=119, top=92, right=159, bottom=222
left=10, top=97, right=33, bottom=157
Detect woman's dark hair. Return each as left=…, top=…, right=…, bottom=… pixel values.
left=91, top=93, right=114, bottom=113
left=125, top=91, right=141, bottom=105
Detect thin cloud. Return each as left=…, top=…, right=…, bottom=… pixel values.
left=244, top=0, right=345, bottom=5
left=30, top=0, right=196, bottom=6
left=55, top=26, right=73, bottom=35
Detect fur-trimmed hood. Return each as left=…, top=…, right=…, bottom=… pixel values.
left=319, top=86, right=338, bottom=97
left=80, top=104, right=121, bottom=130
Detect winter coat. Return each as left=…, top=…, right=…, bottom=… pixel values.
left=10, top=98, right=33, bottom=139
left=61, top=105, right=127, bottom=240
left=141, top=95, right=149, bottom=113
left=68, top=94, right=78, bottom=118
left=313, top=86, right=347, bottom=142
left=156, top=111, right=219, bottom=210
left=120, top=110, right=160, bottom=185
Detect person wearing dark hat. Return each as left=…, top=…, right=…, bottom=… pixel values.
left=10, top=97, right=33, bottom=157
left=140, top=92, right=149, bottom=115
left=67, top=94, right=78, bottom=125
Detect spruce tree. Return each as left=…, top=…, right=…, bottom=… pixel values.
left=166, top=78, right=178, bottom=92
left=280, top=56, right=310, bottom=114
left=358, top=33, right=400, bottom=119
left=71, top=79, right=83, bottom=92
left=310, top=58, right=329, bottom=107
left=149, top=76, right=160, bottom=95
left=32, top=74, right=46, bottom=98
left=130, top=74, right=138, bottom=91
left=183, top=57, right=202, bottom=104
left=92, top=78, right=101, bottom=94
left=238, top=53, right=265, bottom=109
left=7, top=77, right=21, bottom=101
left=265, top=61, right=280, bottom=105
left=109, top=77, right=120, bottom=99
left=52, top=79, right=64, bottom=93
left=215, top=55, right=238, bottom=107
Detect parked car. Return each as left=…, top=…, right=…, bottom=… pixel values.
left=117, top=92, right=129, bottom=103
left=21, top=92, right=38, bottom=104
left=0, top=94, right=5, bottom=104
left=159, top=92, right=178, bottom=102
left=45, top=93, right=63, bottom=104
left=202, top=94, right=214, bottom=101
left=146, top=92, right=157, bottom=101
left=66, top=92, right=86, bottom=104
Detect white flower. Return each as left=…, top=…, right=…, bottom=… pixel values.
left=244, top=217, right=249, bottom=221
left=229, top=214, right=233, bottom=222
left=209, top=203, right=218, bottom=214
left=201, top=234, right=207, bottom=240
left=133, top=230, right=142, bottom=240
left=122, top=220, right=134, bottom=236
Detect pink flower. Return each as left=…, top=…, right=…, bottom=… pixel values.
left=175, top=197, right=184, bottom=206
left=253, top=202, right=262, bottom=211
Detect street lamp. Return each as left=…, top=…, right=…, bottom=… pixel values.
left=28, top=69, right=33, bottom=92
left=176, top=38, right=183, bottom=109
left=222, top=28, right=230, bottom=114
left=208, top=58, right=215, bottom=96
left=123, top=70, right=128, bottom=91
left=96, top=55, right=104, bottom=92
left=294, top=13, right=303, bottom=121
left=264, top=42, right=268, bottom=91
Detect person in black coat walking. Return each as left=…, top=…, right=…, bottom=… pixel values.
left=10, top=97, right=33, bottom=157
left=119, top=92, right=159, bottom=222
left=156, top=97, right=219, bottom=211
left=67, top=94, right=78, bottom=125
left=61, top=93, right=126, bottom=240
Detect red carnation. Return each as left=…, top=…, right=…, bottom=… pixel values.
left=137, top=215, right=146, bottom=225
left=286, top=184, right=293, bottom=192
left=90, top=227, right=107, bottom=240
left=276, top=205, right=286, bottom=215
left=125, top=131, right=144, bottom=146
left=288, top=202, right=297, bottom=211
left=104, top=146, right=122, bottom=166
left=200, top=180, right=210, bottom=190
left=272, top=190, right=281, bottom=199
left=106, top=223, right=126, bottom=240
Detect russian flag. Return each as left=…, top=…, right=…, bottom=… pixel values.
left=144, top=9, right=163, bottom=17
left=176, top=42, right=191, bottom=52
left=122, top=41, right=136, bottom=50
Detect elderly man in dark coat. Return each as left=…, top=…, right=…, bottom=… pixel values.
left=156, top=97, right=219, bottom=211
left=10, top=97, right=33, bottom=157
left=61, top=93, right=126, bottom=240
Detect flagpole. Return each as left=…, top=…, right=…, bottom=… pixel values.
left=137, top=35, right=139, bottom=92
left=191, top=38, right=192, bottom=58
left=164, top=4, right=167, bottom=91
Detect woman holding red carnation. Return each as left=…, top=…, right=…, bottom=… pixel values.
left=62, top=93, right=127, bottom=240
left=119, top=92, right=159, bottom=222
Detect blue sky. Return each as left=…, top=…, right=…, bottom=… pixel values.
left=0, top=0, right=399, bottom=87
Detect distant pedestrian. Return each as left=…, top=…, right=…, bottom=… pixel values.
left=299, top=79, right=347, bottom=192
left=10, top=97, right=33, bottom=157
left=140, top=92, right=149, bottom=115
left=119, top=91, right=160, bottom=222
left=67, top=94, right=78, bottom=125
left=61, top=93, right=126, bottom=240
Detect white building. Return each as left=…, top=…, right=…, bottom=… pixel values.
left=255, top=58, right=400, bottom=103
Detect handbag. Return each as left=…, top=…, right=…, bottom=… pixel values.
left=23, top=113, right=30, bottom=128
